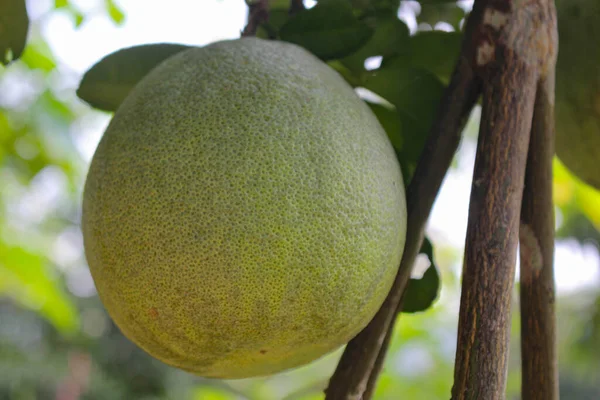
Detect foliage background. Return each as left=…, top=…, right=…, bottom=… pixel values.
left=1, top=0, right=599, bottom=399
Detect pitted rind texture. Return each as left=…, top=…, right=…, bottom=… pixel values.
left=82, top=38, right=406, bottom=379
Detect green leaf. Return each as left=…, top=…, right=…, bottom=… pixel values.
left=54, top=0, right=68, bottom=8
left=404, top=31, right=462, bottom=84
left=347, top=0, right=402, bottom=14
left=364, top=66, right=444, bottom=128
left=192, top=384, right=247, bottom=400
left=379, top=30, right=462, bottom=84
left=340, top=16, right=409, bottom=75
left=0, top=0, right=30, bottom=65
left=367, top=102, right=403, bottom=151
left=418, top=2, right=466, bottom=29
left=77, top=43, right=191, bottom=112
left=72, top=8, right=85, bottom=27
left=20, top=41, right=57, bottom=72
left=402, top=238, right=440, bottom=313
left=257, top=7, right=292, bottom=39
left=280, top=0, right=374, bottom=60
left=106, top=0, right=125, bottom=25
left=0, top=245, right=79, bottom=334
left=363, top=63, right=444, bottom=182
left=391, top=111, right=426, bottom=183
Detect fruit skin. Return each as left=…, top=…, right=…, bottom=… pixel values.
left=82, top=38, right=406, bottom=379
left=555, top=0, right=600, bottom=190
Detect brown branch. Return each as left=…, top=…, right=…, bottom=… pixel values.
left=452, top=66, right=535, bottom=400
left=362, top=310, right=394, bottom=400
left=328, top=0, right=557, bottom=398
left=360, top=4, right=513, bottom=395
left=325, top=29, right=482, bottom=400
left=519, top=8, right=559, bottom=397
left=451, top=0, right=556, bottom=398
left=242, top=0, right=269, bottom=37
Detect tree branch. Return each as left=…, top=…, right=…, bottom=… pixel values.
left=519, top=10, right=559, bottom=397
left=452, top=64, right=535, bottom=400
left=242, top=0, right=270, bottom=37
left=451, top=1, right=556, bottom=398
left=325, top=25, right=482, bottom=400
left=327, top=0, right=557, bottom=398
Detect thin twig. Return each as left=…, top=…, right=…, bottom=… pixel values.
left=451, top=0, right=556, bottom=398
left=242, top=0, right=270, bottom=37
left=519, top=5, right=559, bottom=396
left=362, top=305, right=394, bottom=400
left=325, top=29, right=482, bottom=400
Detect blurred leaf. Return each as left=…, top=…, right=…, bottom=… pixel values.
left=367, top=102, right=402, bottom=151
left=395, top=111, right=429, bottom=183
left=418, top=2, right=466, bottom=29
left=192, top=385, right=243, bottom=400
left=0, top=0, right=30, bottom=65
left=364, top=66, right=444, bottom=125
left=257, top=2, right=293, bottom=40
left=53, top=1, right=85, bottom=26
left=350, top=0, right=401, bottom=13
left=327, top=60, right=362, bottom=87
left=404, top=31, right=462, bottom=84
left=40, top=90, right=75, bottom=120
left=402, top=238, right=440, bottom=313
left=106, top=0, right=125, bottom=25
left=366, top=100, right=416, bottom=182
left=553, top=157, right=600, bottom=232
left=280, top=0, right=373, bottom=60
left=363, top=65, right=443, bottom=182
left=77, top=43, right=191, bottom=112
left=282, top=380, right=328, bottom=400
left=557, top=213, right=600, bottom=244
left=20, top=41, right=57, bottom=72
left=0, top=244, right=79, bottom=334
left=70, top=6, right=85, bottom=27
left=340, top=15, right=409, bottom=75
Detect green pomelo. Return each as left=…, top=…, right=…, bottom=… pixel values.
left=82, top=38, right=406, bottom=379
left=555, top=0, right=600, bottom=190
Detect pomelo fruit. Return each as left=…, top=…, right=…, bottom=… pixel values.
left=555, top=0, right=600, bottom=190
left=82, top=37, right=406, bottom=379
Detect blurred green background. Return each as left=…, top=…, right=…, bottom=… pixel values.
left=1, top=1, right=600, bottom=399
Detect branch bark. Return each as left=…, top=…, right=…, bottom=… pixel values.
left=452, top=65, right=535, bottom=400
left=325, top=25, right=482, bottom=400
left=327, top=0, right=557, bottom=398
left=451, top=1, right=557, bottom=399
left=242, top=0, right=270, bottom=37
left=519, top=34, right=558, bottom=400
